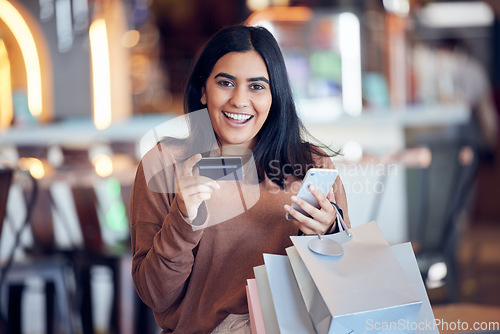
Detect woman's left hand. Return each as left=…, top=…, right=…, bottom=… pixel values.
left=284, top=184, right=337, bottom=235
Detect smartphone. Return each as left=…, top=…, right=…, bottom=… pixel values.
left=196, top=157, right=243, bottom=181
left=286, top=168, right=339, bottom=220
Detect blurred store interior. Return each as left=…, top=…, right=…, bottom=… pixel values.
left=1, top=0, right=500, bottom=332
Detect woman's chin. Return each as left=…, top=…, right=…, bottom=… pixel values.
left=219, top=138, right=256, bottom=150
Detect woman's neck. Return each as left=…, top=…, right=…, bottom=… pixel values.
left=218, top=145, right=255, bottom=166
left=220, top=145, right=250, bottom=156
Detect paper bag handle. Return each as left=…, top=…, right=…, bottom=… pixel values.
left=331, top=202, right=352, bottom=238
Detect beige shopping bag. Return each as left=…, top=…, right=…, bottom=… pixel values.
left=252, top=256, right=316, bottom=334
left=289, top=221, right=423, bottom=334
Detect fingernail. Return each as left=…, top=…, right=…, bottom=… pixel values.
left=215, top=183, right=220, bottom=189
left=291, top=196, right=298, bottom=202
left=284, top=205, right=291, bottom=211
left=309, top=184, right=315, bottom=191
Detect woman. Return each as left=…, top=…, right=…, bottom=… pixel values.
left=130, top=25, right=350, bottom=333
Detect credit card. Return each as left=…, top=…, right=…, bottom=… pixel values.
left=196, top=157, right=243, bottom=181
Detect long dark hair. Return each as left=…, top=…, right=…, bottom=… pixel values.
left=184, top=25, right=334, bottom=188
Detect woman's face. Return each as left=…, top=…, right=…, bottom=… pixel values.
left=201, top=51, right=272, bottom=150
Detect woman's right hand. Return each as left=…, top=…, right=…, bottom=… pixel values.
left=176, top=154, right=220, bottom=221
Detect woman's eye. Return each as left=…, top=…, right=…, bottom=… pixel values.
left=250, top=84, right=264, bottom=90
left=218, top=80, right=234, bottom=87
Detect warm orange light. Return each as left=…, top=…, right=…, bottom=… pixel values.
left=0, top=39, right=13, bottom=130
left=0, top=0, right=43, bottom=118
left=89, top=18, right=111, bottom=130
left=246, top=6, right=313, bottom=25
left=121, top=29, right=140, bottom=48
left=246, top=0, right=269, bottom=12
left=93, top=154, right=113, bottom=177
left=18, top=157, right=45, bottom=179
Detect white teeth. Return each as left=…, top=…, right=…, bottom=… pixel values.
left=224, top=111, right=252, bottom=121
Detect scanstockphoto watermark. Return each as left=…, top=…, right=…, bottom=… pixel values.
left=365, top=318, right=437, bottom=332
left=435, top=318, right=500, bottom=332
left=266, top=160, right=399, bottom=195
left=365, top=318, right=500, bottom=332
left=337, top=163, right=399, bottom=195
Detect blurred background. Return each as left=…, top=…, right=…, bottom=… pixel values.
left=1, top=0, right=499, bottom=333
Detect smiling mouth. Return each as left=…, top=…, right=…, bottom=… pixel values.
left=223, top=111, right=253, bottom=123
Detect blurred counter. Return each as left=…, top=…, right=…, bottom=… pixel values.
left=0, top=103, right=468, bottom=153
left=304, top=103, right=470, bottom=154
left=0, top=113, right=175, bottom=150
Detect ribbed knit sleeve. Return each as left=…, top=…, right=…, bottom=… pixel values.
left=129, top=148, right=208, bottom=313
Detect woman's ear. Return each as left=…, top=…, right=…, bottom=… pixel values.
left=200, top=87, right=207, bottom=105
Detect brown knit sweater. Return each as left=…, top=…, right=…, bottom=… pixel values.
left=129, top=142, right=349, bottom=333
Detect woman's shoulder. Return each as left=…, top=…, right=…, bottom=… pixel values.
left=141, top=137, right=190, bottom=164
left=138, top=137, right=190, bottom=193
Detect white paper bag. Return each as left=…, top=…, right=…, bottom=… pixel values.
left=286, top=246, right=332, bottom=334
left=389, top=243, right=439, bottom=334
left=261, top=254, right=316, bottom=333
left=289, top=221, right=423, bottom=334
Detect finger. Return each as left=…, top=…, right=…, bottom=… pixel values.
left=284, top=204, right=314, bottom=226
left=196, top=176, right=220, bottom=189
left=284, top=204, right=324, bottom=235
left=185, top=192, right=212, bottom=206
left=308, top=185, right=334, bottom=213
left=179, top=176, right=220, bottom=191
left=179, top=176, right=221, bottom=203
left=290, top=195, right=321, bottom=219
left=181, top=154, right=202, bottom=177
left=290, top=190, right=336, bottom=229
left=326, top=187, right=335, bottom=202
left=183, top=192, right=212, bottom=219
left=180, top=183, right=216, bottom=198
left=193, top=165, right=200, bottom=177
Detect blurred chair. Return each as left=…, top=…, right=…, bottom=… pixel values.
left=71, top=184, right=119, bottom=334
left=59, top=145, right=136, bottom=334
left=0, top=169, right=12, bottom=243
left=406, top=142, right=479, bottom=303
left=70, top=176, right=137, bottom=333
left=0, top=168, right=78, bottom=334
left=2, top=143, right=144, bottom=333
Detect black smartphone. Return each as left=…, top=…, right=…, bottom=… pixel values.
left=196, top=157, right=243, bottom=181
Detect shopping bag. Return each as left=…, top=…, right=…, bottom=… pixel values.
left=251, top=257, right=316, bottom=334
left=389, top=243, right=439, bottom=334
left=246, top=279, right=267, bottom=334
left=289, top=221, right=423, bottom=334
left=262, top=254, right=316, bottom=333
left=287, top=242, right=439, bottom=333
left=253, top=265, right=280, bottom=334
left=286, top=246, right=332, bottom=333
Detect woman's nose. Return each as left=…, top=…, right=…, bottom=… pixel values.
left=229, top=87, right=250, bottom=108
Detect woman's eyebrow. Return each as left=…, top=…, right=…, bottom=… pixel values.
left=214, top=72, right=236, bottom=81
left=214, top=72, right=269, bottom=84
left=248, top=76, right=269, bottom=84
